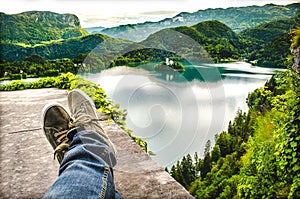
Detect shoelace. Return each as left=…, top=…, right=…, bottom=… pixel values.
left=53, top=104, right=107, bottom=161
left=72, top=104, right=108, bottom=138
left=53, top=126, right=74, bottom=160
left=71, top=113, right=107, bottom=138
left=52, top=114, right=105, bottom=159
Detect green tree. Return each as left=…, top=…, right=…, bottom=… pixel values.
left=211, top=144, right=221, bottom=163
left=201, top=140, right=212, bottom=178
left=23, top=55, right=45, bottom=65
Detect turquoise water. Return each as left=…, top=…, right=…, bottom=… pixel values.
left=79, top=62, right=283, bottom=167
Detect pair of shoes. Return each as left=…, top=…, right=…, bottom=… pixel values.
left=42, top=89, right=115, bottom=164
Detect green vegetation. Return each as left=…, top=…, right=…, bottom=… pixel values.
left=0, top=55, right=77, bottom=79
left=240, top=17, right=298, bottom=45
left=173, top=20, right=242, bottom=63
left=108, top=20, right=241, bottom=66
left=0, top=34, right=133, bottom=62
left=154, top=60, right=185, bottom=71
left=248, top=32, right=292, bottom=68
left=0, top=72, right=149, bottom=152
left=109, top=18, right=299, bottom=67
left=241, top=16, right=300, bottom=68
left=109, top=47, right=186, bottom=68
left=1, top=11, right=299, bottom=79
left=171, top=69, right=300, bottom=198
left=0, top=11, right=88, bottom=45
left=169, top=31, right=300, bottom=198
left=1, top=7, right=299, bottom=197
left=0, top=52, right=123, bottom=80
left=291, top=27, right=300, bottom=48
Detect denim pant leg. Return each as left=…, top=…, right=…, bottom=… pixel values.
left=43, top=130, right=123, bottom=199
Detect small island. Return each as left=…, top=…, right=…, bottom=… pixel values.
left=154, top=58, right=185, bottom=72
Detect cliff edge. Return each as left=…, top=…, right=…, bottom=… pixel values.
left=0, top=88, right=193, bottom=198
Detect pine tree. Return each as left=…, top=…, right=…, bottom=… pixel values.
left=201, top=140, right=212, bottom=178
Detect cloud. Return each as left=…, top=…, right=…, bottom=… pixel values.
left=80, top=14, right=152, bottom=28
left=80, top=10, right=178, bottom=28
left=140, top=10, right=178, bottom=16
left=2, top=0, right=299, bottom=28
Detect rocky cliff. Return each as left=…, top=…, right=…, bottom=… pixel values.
left=292, top=45, right=300, bottom=73
left=0, top=11, right=88, bottom=45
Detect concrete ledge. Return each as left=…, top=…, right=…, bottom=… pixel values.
left=0, top=88, right=193, bottom=198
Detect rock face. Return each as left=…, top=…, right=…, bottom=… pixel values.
left=292, top=45, right=300, bottom=73
left=0, top=11, right=86, bottom=45
left=28, top=11, right=81, bottom=27
left=0, top=88, right=193, bottom=198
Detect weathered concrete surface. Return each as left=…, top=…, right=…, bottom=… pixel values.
left=0, top=88, right=193, bottom=199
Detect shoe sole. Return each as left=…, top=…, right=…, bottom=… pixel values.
left=41, top=102, right=70, bottom=138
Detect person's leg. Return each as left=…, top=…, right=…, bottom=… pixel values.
left=67, top=89, right=116, bottom=167
left=43, top=129, right=120, bottom=199
left=42, top=89, right=122, bottom=198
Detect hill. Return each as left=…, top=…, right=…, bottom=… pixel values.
left=100, top=3, right=300, bottom=41
left=0, top=34, right=133, bottom=62
left=1, top=10, right=299, bottom=80
left=110, top=16, right=300, bottom=67
left=240, top=16, right=299, bottom=45
left=0, top=11, right=88, bottom=45
left=175, top=20, right=243, bottom=61
left=242, top=15, right=300, bottom=68
left=0, top=33, right=134, bottom=78
left=84, top=26, right=106, bottom=34
left=113, top=20, right=243, bottom=64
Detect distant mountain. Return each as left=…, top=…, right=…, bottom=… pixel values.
left=0, top=34, right=133, bottom=61
left=0, top=11, right=133, bottom=62
left=111, top=16, right=300, bottom=68
left=100, top=3, right=300, bottom=42
left=84, top=26, right=106, bottom=34
left=112, top=20, right=243, bottom=64
left=1, top=9, right=298, bottom=69
left=0, top=11, right=88, bottom=45
left=144, top=20, right=243, bottom=62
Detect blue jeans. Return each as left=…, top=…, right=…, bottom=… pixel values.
left=43, top=130, right=123, bottom=199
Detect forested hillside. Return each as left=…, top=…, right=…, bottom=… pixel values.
left=109, top=20, right=242, bottom=64
left=0, top=34, right=134, bottom=79
left=169, top=27, right=300, bottom=199
left=110, top=17, right=299, bottom=66
left=174, top=20, right=243, bottom=62
left=0, top=34, right=132, bottom=61
left=100, top=3, right=300, bottom=41
left=242, top=16, right=300, bottom=68
left=0, top=11, right=88, bottom=45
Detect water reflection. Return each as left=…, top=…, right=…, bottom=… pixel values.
left=80, top=62, right=280, bottom=167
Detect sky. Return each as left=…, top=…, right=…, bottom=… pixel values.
left=1, top=0, right=299, bottom=28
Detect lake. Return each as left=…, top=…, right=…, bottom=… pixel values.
left=79, top=62, right=283, bottom=167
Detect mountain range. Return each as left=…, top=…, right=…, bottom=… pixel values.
left=0, top=3, right=299, bottom=69
left=109, top=15, right=299, bottom=67
left=97, top=3, right=300, bottom=42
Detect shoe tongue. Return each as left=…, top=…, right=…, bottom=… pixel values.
left=67, top=128, right=77, bottom=140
